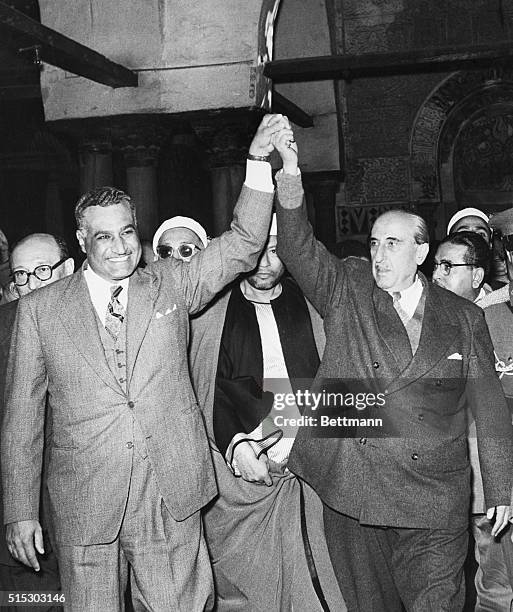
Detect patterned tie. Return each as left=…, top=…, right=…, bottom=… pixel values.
left=105, top=285, right=125, bottom=340
left=392, top=291, right=410, bottom=327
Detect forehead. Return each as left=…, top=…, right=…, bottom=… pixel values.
left=452, top=216, right=488, bottom=232
left=435, top=242, right=468, bottom=262
left=159, top=227, right=202, bottom=247
left=266, top=235, right=278, bottom=248
left=82, top=203, right=134, bottom=230
left=371, top=212, right=416, bottom=240
left=11, top=236, right=59, bottom=269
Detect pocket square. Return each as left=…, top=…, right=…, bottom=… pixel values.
left=447, top=352, right=463, bottom=360
left=155, top=304, right=177, bottom=319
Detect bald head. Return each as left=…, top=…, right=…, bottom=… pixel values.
left=11, top=233, right=74, bottom=297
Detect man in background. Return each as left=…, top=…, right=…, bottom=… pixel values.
left=0, top=233, right=73, bottom=609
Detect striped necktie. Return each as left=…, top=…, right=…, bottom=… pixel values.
left=392, top=291, right=410, bottom=327
left=105, top=285, right=125, bottom=340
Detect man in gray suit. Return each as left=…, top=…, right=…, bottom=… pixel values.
left=2, top=114, right=283, bottom=611
left=273, top=137, right=513, bottom=611
left=0, top=233, right=73, bottom=609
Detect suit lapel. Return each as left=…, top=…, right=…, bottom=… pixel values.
left=386, top=284, right=458, bottom=394
left=126, top=267, right=156, bottom=386
left=372, top=286, right=412, bottom=373
left=58, top=271, right=123, bottom=394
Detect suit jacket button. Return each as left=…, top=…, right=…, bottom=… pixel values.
left=127, top=401, right=135, bottom=409
left=373, top=361, right=379, bottom=369
left=411, top=453, right=418, bottom=460
left=359, top=437, right=367, bottom=445
left=418, top=414, right=424, bottom=421
left=436, top=379, right=442, bottom=387
left=126, top=441, right=134, bottom=449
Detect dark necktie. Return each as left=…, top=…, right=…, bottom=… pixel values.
left=105, top=285, right=125, bottom=340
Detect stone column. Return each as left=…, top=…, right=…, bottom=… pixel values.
left=122, top=144, right=160, bottom=241
left=79, top=137, right=113, bottom=193
left=303, top=171, right=342, bottom=246
left=44, top=171, right=65, bottom=237
left=192, top=113, right=261, bottom=236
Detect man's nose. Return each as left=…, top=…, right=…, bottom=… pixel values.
left=260, top=252, right=271, bottom=268
left=112, top=236, right=128, bottom=254
left=27, top=273, right=42, bottom=292
left=373, top=244, right=385, bottom=263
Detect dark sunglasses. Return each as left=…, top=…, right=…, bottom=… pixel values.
left=156, top=243, right=200, bottom=260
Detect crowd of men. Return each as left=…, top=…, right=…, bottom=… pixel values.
left=1, top=113, right=513, bottom=612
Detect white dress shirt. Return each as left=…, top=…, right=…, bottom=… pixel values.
left=83, top=264, right=129, bottom=326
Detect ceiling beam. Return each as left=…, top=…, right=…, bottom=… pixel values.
left=264, top=42, right=513, bottom=83
left=0, top=1, right=138, bottom=88
left=272, top=91, right=313, bottom=128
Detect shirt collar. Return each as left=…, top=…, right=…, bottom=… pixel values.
left=83, top=262, right=129, bottom=309
left=388, top=275, right=423, bottom=319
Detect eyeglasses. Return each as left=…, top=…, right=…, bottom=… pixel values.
left=12, top=257, right=67, bottom=287
left=432, top=260, right=474, bottom=276
left=156, top=244, right=201, bottom=261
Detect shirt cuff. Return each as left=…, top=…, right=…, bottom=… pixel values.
left=244, top=160, right=274, bottom=193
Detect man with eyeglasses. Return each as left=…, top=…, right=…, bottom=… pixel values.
left=0, top=233, right=73, bottom=609
left=272, top=134, right=513, bottom=611
left=432, top=231, right=490, bottom=305
left=152, top=216, right=208, bottom=262
left=431, top=231, right=513, bottom=609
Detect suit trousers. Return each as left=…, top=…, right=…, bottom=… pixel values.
left=56, top=449, right=213, bottom=612
left=323, top=505, right=467, bottom=612
left=472, top=514, right=513, bottom=611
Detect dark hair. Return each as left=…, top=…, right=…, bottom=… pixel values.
left=438, top=231, right=490, bottom=275
left=75, top=186, right=136, bottom=229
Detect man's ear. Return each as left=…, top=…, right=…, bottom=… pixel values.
left=76, top=229, right=86, bottom=254
left=63, top=257, right=75, bottom=277
left=472, top=266, right=485, bottom=289
left=416, top=242, right=429, bottom=265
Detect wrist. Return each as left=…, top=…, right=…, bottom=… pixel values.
left=282, top=162, right=298, bottom=175
left=247, top=153, right=271, bottom=162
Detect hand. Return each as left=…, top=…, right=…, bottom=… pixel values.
left=486, top=505, right=510, bottom=537
left=6, top=520, right=44, bottom=570
left=249, top=114, right=291, bottom=158
left=272, top=127, right=298, bottom=175
left=0, top=228, right=9, bottom=264
left=233, top=441, right=272, bottom=486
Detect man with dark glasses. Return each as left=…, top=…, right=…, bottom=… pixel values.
left=152, top=216, right=208, bottom=263
left=0, top=233, right=73, bottom=608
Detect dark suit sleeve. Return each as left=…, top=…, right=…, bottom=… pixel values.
left=274, top=172, right=347, bottom=318
left=1, top=298, right=46, bottom=524
left=466, top=310, right=513, bottom=509
left=178, top=184, right=274, bottom=315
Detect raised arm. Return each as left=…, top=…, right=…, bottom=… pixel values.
left=179, top=114, right=289, bottom=314
left=273, top=130, right=346, bottom=317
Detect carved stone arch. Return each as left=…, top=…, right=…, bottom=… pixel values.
left=410, top=68, right=513, bottom=238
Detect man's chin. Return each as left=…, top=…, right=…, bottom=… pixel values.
left=247, top=277, right=280, bottom=291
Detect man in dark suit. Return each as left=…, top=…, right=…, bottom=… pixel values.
left=272, top=135, right=513, bottom=611
left=0, top=233, right=74, bottom=608
left=2, top=114, right=283, bottom=611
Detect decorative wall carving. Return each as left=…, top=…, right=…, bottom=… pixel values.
left=345, top=157, right=410, bottom=205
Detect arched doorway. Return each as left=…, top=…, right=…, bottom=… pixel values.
left=410, top=67, right=513, bottom=239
